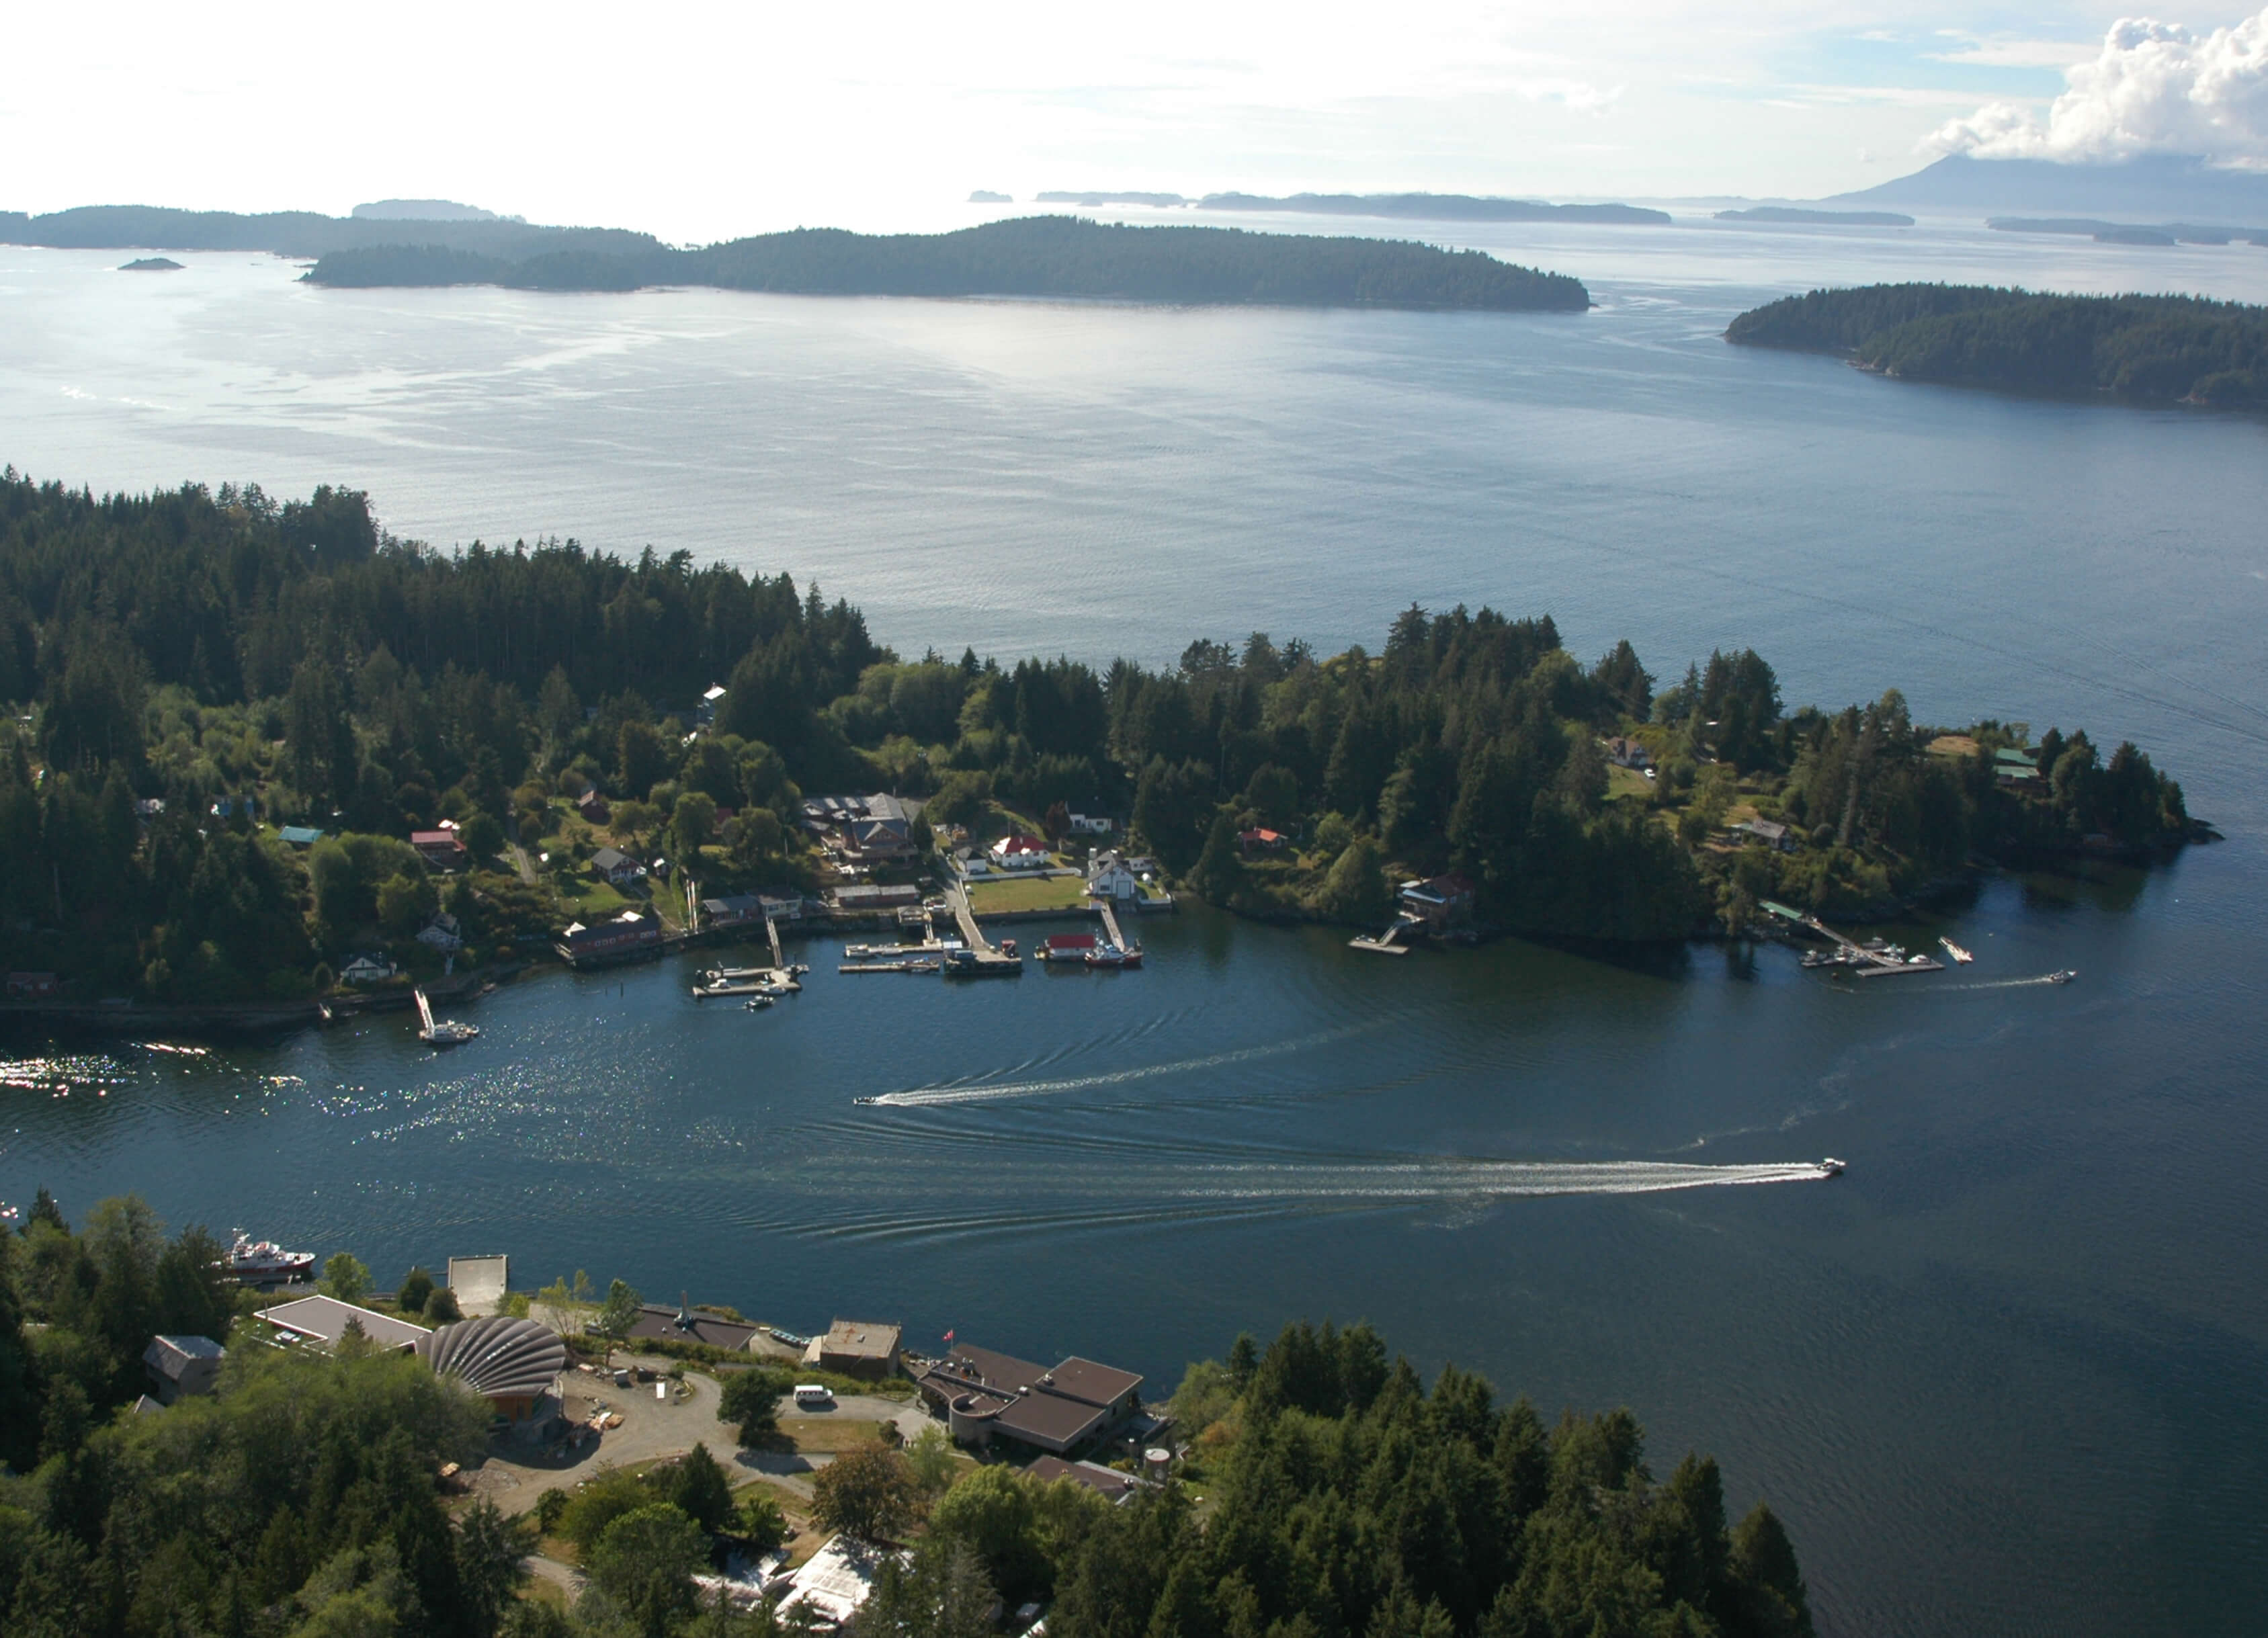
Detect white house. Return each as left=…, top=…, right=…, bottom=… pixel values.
left=1087, top=851, right=1140, bottom=901
left=989, top=834, right=1052, bottom=871
left=1066, top=808, right=1113, bottom=835
left=339, top=953, right=395, bottom=986
left=590, top=847, right=647, bottom=886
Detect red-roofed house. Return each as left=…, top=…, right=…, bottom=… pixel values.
left=411, top=829, right=469, bottom=869
left=988, top=834, right=1052, bottom=871
left=1238, top=827, right=1288, bottom=855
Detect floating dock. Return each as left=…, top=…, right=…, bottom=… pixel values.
left=1350, top=914, right=1422, bottom=955
left=1766, top=903, right=1944, bottom=977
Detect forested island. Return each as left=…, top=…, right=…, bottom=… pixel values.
left=3, top=204, right=1588, bottom=312
left=1194, top=192, right=1671, bottom=226
left=1712, top=209, right=1912, bottom=228
left=303, top=218, right=1591, bottom=311
left=0, top=203, right=660, bottom=261
left=0, top=471, right=2192, bottom=1008
left=1726, top=283, right=2268, bottom=407
left=0, top=1193, right=1816, bottom=1638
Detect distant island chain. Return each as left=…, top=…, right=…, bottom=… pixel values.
left=1, top=204, right=1589, bottom=312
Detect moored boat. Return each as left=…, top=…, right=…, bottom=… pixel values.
left=415, top=988, right=478, bottom=1046
left=226, top=1231, right=315, bottom=1281
left=1939, top=937, right=1974, bottom=963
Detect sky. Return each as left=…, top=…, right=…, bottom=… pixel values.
left=3, top=2, right=2265, bottom=240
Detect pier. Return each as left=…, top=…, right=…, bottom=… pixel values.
left=1096, top=898, right=1138, bottom=955
left=1349, top=914, right=1421, bottom=955
left=942, top=882, right=1024, bottom=975
left=1762, top=902, right=1944, bottom=976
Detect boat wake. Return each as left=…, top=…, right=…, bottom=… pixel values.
left=1933, top=973, right=2079, bottom=993
left=1177, top=1158, right=1835, bottom=1200
left=859, top=1019, right=1390, bottom=1107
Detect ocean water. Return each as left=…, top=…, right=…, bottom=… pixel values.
left=3, top=217, right=2267, bottom=1635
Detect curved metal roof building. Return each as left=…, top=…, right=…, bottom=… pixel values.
left=417, top=1315, right=566, bottom=1411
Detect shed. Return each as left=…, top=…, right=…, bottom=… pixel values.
left=143, top=1334, right=226, bottom=1404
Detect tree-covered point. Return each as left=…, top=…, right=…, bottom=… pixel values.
left=1726, top=282, right=2268, bottom=407
left=305, top=216, right=1593, bottom=312
left=0, top=470, right=2193, bottom=1005
left=0, top=1190, right=1814, bottom=1638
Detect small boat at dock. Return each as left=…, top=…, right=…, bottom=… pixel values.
left=1939, top=937, right=1974, bottom=963
left=415, top=988, right=478, bottom=1046
left=743, top=994, right=774, bottom=1010
left=693, top=978, right=770, bottom=998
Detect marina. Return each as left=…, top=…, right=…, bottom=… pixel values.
left=1766, top=902, right=1948, bottom=978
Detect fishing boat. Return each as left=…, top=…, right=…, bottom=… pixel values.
left=1085, top=943, right=1143, bottom=969
left=225, top=1231, right=316, bottom=1281
left=415, top=988, right=479, bottom=1046
left=1939, top=937, right=1974, bottom=963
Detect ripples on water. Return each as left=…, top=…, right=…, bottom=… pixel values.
left=3, top=226, right=2267, bottom=1635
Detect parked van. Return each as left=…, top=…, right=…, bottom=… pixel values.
left=793, top=1383, right=833, bottom=1408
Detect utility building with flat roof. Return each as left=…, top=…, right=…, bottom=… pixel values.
left=816, top=1319, right=902, bottom=1379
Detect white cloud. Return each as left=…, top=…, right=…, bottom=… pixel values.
left=1926, top=8, right=2268, bottom=165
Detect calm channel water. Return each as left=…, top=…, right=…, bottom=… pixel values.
left=3, top=216, right=2266, bottom=1636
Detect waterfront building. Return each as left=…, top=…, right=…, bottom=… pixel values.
left=814, top=1318, right=901, bottom=1379
left=255, top=1294, right=429, bottom=1353
left=917, top=1344, right=1143, bottom=1455
left=417, top=1314, right=567, bottom=1422
left=555, top=909, right=663, bottom=966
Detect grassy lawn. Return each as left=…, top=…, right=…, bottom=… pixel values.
left=967, top=875, right=1087, bottom=914
left=776, top=1416, right=890, bottom=1454
left=1605, top=765, right=1654, bottom=804
left=560, top=875, right=634, bottom=916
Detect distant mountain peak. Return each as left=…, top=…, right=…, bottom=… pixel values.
left=1821, top=154, right=2268, bottom=225
left=350, top=199, right=513, bottom=223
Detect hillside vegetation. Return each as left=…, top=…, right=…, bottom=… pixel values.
left=1726, top=283, right=2268, bottom=407
left=306, top=217, right=1592, bottom=312
left=0, top=1193, right=1816, bottom=1638
left=0, top=472, right=2190, bottom=1004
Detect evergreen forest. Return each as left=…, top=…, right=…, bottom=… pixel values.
left=0, top=471, right=2189, bottom=1004
left=0, top=1191, right=1815, bottom=1638
left=305, top=218, right=1590, bottom=312
left=1726, top=282, right=2268, bottom=406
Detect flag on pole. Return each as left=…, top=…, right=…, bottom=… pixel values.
left=943, top=1329, right=955, bottom=1344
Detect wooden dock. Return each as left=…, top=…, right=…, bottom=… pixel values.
left=943, top=882, right=1023, bottom=974
left=1350, top=915, right=1421, bottom=955
left=1765, top=903, right=1944, bottom=976
left=1096, top=899, right=1139, bottom=953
